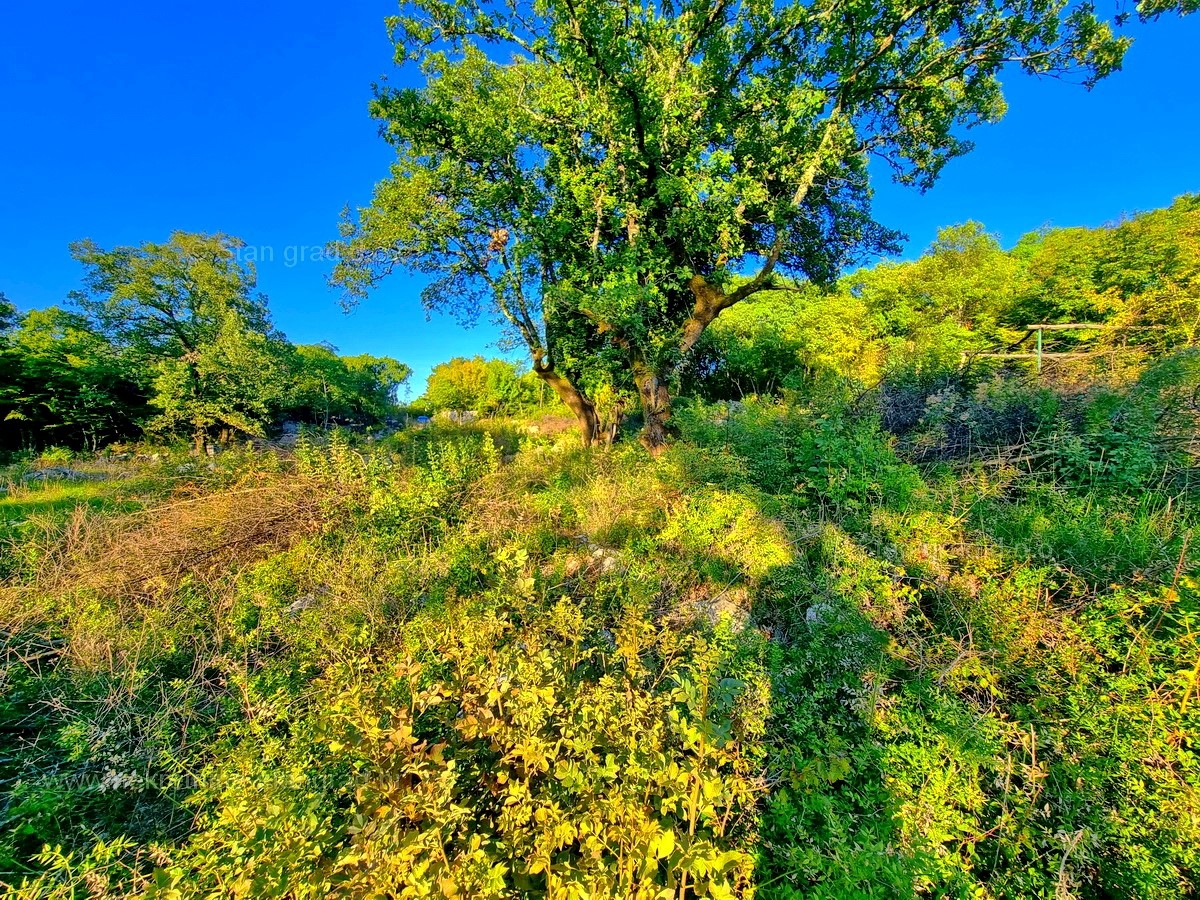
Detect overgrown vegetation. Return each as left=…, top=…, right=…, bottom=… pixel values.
left=686, top=197, right=1200, bottom=404
left=2, top=3, right=1198, bottom=890
left=3, top=327, right=1199, bottom=895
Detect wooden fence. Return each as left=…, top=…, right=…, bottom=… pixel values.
left=972, top=323, right=1161, bottom=373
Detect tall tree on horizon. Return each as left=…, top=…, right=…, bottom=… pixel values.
left=70, top=233, right=288, bottom=450
left=0, top=292, right=15, bottom=334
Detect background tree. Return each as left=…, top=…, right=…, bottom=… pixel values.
left=284, top=344, right=411, bottom=426
left=423, top=355, right=537, bottom=416
left=1007, top=194, right=1200, bottom=350
left=843, top=222, right=1020, bottom=375
left=70, top=233, right=272, bottom=356
left=332, top=0, right=1181, bottom=446
left=341, top=353, right=412, bottom=418
left=695, top=193, right=1200, bottom=398
left=0, top=308, right=146, bottom=451
left=1098, top=194, right=1200, bottom=347
left=1008, top=225, right=1115, bottom=325
left=70, top=233, right=287, bottom=450
left=0, top=292, right=15, bottom=334
left=147, top=306, right=289, bottom=446
left=682, top=281, right=879, bottom=398
left=0, top=293, right=17, bottom=442
left=424, top=356, right=491, bottom=413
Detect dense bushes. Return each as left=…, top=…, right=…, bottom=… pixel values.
left=155, top=602, right=765, bottom=899
left=669, top=398, right=1200, bottom=898
left=1, top=429, right=781, bottom=897
left=422, top=356, right=554, bottom=418
left=873, top=348, right=1200, bottom=498
left=682, top=196, right=1200, bottom=415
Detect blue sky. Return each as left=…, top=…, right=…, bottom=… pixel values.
left=1, top=3, right=1197, bottom=392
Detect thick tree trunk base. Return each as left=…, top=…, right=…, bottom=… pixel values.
left=534, top=364, right=599, bottom=447
left=633, top=359, right=674, bottom=454
left=638, top=417, right=673, bottom=455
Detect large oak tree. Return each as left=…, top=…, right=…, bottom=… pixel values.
left=333, top=0, right=1183, bottom=447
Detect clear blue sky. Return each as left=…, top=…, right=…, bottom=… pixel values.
left=1, top=3, right=1197, bottom=392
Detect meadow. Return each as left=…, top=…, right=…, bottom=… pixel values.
left=3, top=357, right=1198, bottom=898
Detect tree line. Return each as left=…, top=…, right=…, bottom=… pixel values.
left=685, top=194, right=1200, bottom=399
left=4, top=194, right=1196, bottom=454
left=418, top=355, right=555, bottom=417
left=0, top=233, right=409, bottom=454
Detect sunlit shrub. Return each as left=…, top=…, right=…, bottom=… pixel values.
left=660, top=489, right=793, bottom=582
left=154, top=597, right=768, bottom=899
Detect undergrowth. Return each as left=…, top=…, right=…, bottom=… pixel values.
left=2, top=388, right=1198, bottom=898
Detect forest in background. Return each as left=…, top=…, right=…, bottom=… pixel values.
left=0, top=234, right=411, bottom=455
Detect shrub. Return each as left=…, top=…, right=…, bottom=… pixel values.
left=153, top=595, right=769, bottom=899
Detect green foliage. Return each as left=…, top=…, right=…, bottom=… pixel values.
left=675, top=397, right=924, bottom=519
left=682, top=283, right=879, bottom=400
left=667, top=397, right=1200, bottom=898
left=156, top=599, right=765, bottom=899
left=0, top=308, right=146, bottom=451
left=68, top=233, right=290, bottom=448
left=423, top=356, right=543, bottom=416
left=853, top=222, right=1017, bottom=345
left=333, top=0, right=1144, bottom=442
left=294, top=427, right=503, bottom=553
left=877, top=346, right=1200, bottom=498
left=4, top=838, right=152, bottom=900
left=147, top=307, right=289, bottom=444
left=660, top=489, right=793, bottom=582
left=689, top=195, right=1200, bottom=420
left=1011, top=194, right=1200, bottom=349
left=1, top=234, right=414, bottom=453
left=0, top=293, right=16, bottom=334
left=282, top=344, right=411, bottom=427
left=69, top=232, right=273, bottom=359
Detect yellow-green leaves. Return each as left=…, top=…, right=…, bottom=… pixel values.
left=257, top=599, right=766, bottom=898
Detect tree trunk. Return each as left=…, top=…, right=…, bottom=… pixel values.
left=533, top=362, right=599, bottom=447
left=632, top=353, right=673, bottom=453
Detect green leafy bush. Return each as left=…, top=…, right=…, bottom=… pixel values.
left=151, top=594, right=767, bottom=899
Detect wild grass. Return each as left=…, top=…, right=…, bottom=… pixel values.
left=1, top=392, right=1198, bottom=899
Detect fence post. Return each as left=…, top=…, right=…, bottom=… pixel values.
left=1036, top=327, right=1043, bottom=375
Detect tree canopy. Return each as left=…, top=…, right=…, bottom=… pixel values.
left=0, top=307, right=146, bottom=450
left=332, top=0, right=1184, bottom=445
left=68, top=233, right=285, bottom=449
left=283, top=344, right=413, bottom=427
left=0, top=234, right=412, bottom=453
left=422, top=355, right=545, bottom=415
left=70, top=233, right=274, bottom=360
left=681, top=193, right=1200, bottom=401
left=0, top=292, right=15, bottom=334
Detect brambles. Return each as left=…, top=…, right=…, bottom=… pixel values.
left=159, top=601, right=766, bottom=899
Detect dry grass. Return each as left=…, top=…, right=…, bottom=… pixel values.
left=465, top=445, right=677, bottom=547
left=64, top=475, right=331, bottom=597
left=1, top=473, right=345, bottom=677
